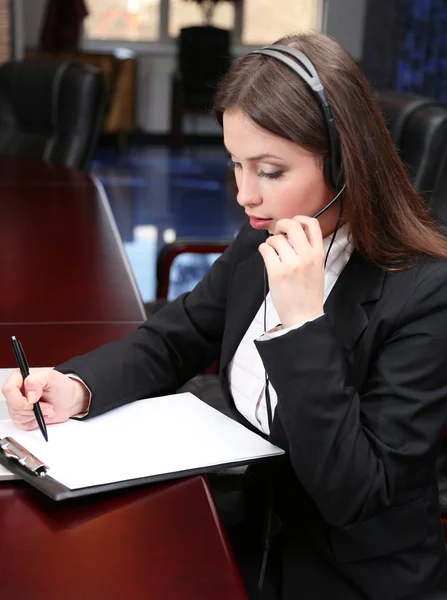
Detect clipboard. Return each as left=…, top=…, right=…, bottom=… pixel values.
left=0, top=392, right=285, bottom=501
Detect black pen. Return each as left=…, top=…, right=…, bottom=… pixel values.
left=11, top=336, right=48, bottom=442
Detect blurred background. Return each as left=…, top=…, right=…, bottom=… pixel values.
left=0, top=0, right=446, bottom=304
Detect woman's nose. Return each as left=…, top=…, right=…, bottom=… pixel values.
left=236, top=173, right=262, bottom=208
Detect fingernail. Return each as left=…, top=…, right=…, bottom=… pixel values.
left=27, top=391, right=36, bottom=404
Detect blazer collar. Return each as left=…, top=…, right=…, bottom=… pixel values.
left=221, top=244, right=386, bottom=371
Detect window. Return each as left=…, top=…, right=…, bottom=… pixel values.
left=84, top=0, right=323, bottom=46
left=0, top=0, right=11, bottom=62
left=169, top=0, right=235, bottom=39
left=242, top=0, right=323, bottom=46
left=84, top=0, right=161, bottom=42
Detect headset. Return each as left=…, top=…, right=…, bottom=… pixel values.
left=249, top=44, right=346, bottom=216
left=248, top=44, right=347, bottom=436
left=247, top=45, right=347, bottom=592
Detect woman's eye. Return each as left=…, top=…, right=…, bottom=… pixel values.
left=259, top=170, right=284, bottom=180
left=227, top=160, right=283, bottom=180
left=228, top=159, right=241, bottom=170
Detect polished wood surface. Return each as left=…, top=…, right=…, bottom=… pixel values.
left=0, top=155, right=146, bottom=324
left=0, top=156, right=247, bottom=598
left=0, top=154, right=88, bottom=183
left=0, top=323, right=141, bottom=366
left=0, top=476, right=248, bottom=600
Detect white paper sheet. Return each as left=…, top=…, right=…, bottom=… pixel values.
left=0, top=392, right=284, bottom=490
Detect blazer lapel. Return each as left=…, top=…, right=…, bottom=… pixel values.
left=269, top=251, right=386, bottom=444
left=220, top=247, right=267, bottom=371
left=323, top=250, right=386, bottom=353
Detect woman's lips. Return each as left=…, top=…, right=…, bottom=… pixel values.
left=249, top=216, right=272, bottom=230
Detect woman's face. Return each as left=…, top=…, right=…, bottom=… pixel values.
left=223, top=109, right=338, bottom=236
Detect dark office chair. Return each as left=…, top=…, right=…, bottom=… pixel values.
left=377, top=91, right=447, bottom=203
left=170, top=25, right=232, bottom=149
left=145, top=239, right=232, bottom=382
left=0, top=58, right=108, bottom=171
left=430, top=147, right=447, bottom=225
left=155, top=239, right=233, bottom=299
left=407, top=594, right=447, bottom=600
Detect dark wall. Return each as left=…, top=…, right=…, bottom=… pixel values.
left=361, top=0, right=405, bottom=91
left=396, top=0, right=447, bottom=103
left=362, top=0, right=447, bottom=103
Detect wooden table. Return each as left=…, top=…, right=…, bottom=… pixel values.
left=0, top=156, right=247, bottom=599
left=0, top=476, right=248, bottom=600
left=0, top=155, right=146, bottom=325
left=0, top=323, right=142, bottom=366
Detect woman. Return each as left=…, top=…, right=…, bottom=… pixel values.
left=3, top=32, right=447, bottom=599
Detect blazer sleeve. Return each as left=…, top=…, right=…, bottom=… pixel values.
left=55, top=223, right=249, bottom=418
left=255, top=265, right=447, bottom=528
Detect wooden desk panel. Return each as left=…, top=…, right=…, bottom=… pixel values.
left=0, top=156, right=146, bottom=324
left=0, top=477, right=248, bottom=600
left=0, top=322, right=142, bottom=367
left=0, top=155, right=91, bottom=184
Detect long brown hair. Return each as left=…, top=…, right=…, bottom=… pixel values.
left=212, top=32, right=447, bottom=268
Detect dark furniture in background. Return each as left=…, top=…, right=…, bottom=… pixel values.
left=170, top=25, right=231, bottom=149
left=156, top=239, right=233, bottom=299
left=377, top=91, right=447, bottom=204
left=26, top=48, right=137, bottom=151
left=0, top=58, right=107, bottom=171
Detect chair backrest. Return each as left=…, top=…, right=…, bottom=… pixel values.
left=178, top=25, right=231, bottom=110
left=377, top=91, right=447, bottom=201
left=156, top=240, right=232, bottom=300
left=0, top=58, right=108, bottom=170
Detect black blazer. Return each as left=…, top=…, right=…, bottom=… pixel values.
left=58, top=223, right=447, bottom=599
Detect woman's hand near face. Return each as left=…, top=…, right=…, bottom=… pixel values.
left=258, top=216, right=326, bottom=329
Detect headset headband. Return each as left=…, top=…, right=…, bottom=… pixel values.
left=249, top=44, right=342, bottom=189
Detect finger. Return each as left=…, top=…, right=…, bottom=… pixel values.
left=18, top=418, right=39, bottom=431
left=266, top=234, right=299, bottom=262
left=2, top=369, right=28, bottom=410
left=14, top=402, right=55, bottom=419
left=292, top=216, right=324, bottom=250
left=273, top=219, right=310, bottom=252
left=11, top=412, right=38, bottom=426
left=15, top=411, right=54, bottom=426
left=258, top=242, right=281, bottom=273
left=23, top=370, right=54, bottom=405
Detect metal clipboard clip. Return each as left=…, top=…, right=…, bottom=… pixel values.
left=0, top=437, right=48, bottom=477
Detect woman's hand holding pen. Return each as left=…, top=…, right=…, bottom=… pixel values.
left=258, top=216, right=325, bottom=329
left=2, top=368, right=89, bottom=431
